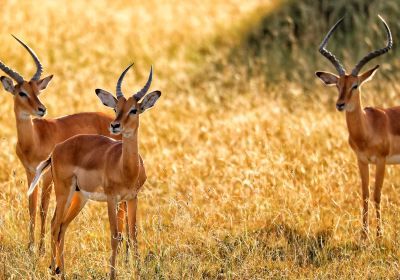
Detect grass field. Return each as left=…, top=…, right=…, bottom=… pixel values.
left=1, top=0, right=400, bottom=279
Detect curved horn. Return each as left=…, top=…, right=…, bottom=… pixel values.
left=319, top=17, right=346, bottom=76
left=116, top=63, right=134, bottom=99
left=0, top=59, right=24, bottom=84
left=351, top=15, right=392, bottom=76
left=11, top=35, right=43, bottom=81
left=134, top=65, right=153, bottom=101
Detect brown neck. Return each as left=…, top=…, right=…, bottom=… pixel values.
left=14, top=107, right=35, bottom=150
left=121, top=125, right=140, bottom=182
left=345, top=91, right=368, bottom=141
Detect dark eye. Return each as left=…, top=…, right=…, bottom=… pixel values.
left=19, top=92, right=27, bottom=97
left=130, top=108, right=137, bottom=115
left=352, top=84, right=358, bottom=90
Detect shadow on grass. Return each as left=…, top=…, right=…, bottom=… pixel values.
left=217, top=223, right=361, bottom=268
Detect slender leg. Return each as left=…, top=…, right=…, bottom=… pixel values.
left=107, top=197, right=119, bottom=280
left=26, top=171, right=37, bottom=252
left=39, top=171, right=53, bottom=256
left=127, top=198, right=138, bottom=261
left=125, top=202, right=130, bottom=265
left=357, top=159, right=370, bottom=239
left=50, top=204, right=65, bottom=276
left=50, top=181, right=74, bottom=277
left=374, top=158, right=386, bottom=237
left=57, top=193, right=87, bottom=279
left=117, top=202, right=127, bottom=252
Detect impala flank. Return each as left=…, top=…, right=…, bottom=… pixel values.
left=28, top=63, right=161, bottom=279
left=316, top=15, right=395, bottom=238
left=0, top=35, right=127, bottom=254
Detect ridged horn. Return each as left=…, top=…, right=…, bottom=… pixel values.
left=133, top=65, right=153, bottom=101
left=351, top=15, right=393, bottom=76
left=11, top=35, right=43, bottom=81
left=318, top=17, right=346, bottom=76
left=116, top=63, right=134, bottom=99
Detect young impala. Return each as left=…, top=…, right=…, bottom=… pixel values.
left=0, top=35, right=128, bottom=253
left=316, top=16, right=394, bottom=238
left=28, top=63, right=160, bottom=279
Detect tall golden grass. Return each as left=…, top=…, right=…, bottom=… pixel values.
left=1, top=0, right=400, bottom=279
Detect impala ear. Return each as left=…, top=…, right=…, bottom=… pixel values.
left=95, top=89, right=117, bottom=109
left=37, top=75, right=53, bottom=92
left=359, top=65, right=379, bottom=86
left=315, top=71, right=339, bottom=86
left=0, top=76, right=15, bottom=94
left=138, top=90, right=161, bottom=113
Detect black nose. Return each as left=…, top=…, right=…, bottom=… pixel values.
left=336, top=103, right=345, bottom=111
left=111, top=123, right=120, bottom=129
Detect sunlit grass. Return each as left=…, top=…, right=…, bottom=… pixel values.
left=1, top=0, right=400, bottom=279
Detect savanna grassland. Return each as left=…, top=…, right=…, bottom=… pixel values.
left=1, top=0, right=400, bottom=279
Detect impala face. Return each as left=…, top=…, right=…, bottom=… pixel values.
left=95, top=64, right=160, bottom=137
left=111, top=97, right=140, bottom=135
left=1, top=76, right=53, bottom=118
left=0, top=35, right=53, bottom=119
left=316, top=65, right=379, bottom=112
left=96, top=90, right=161, bottom=136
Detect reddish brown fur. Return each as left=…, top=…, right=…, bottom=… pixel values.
left=316, top=67, right=400, bottom=239
left=2, top=77, right=126, bottom=255
left=52, top=134, right=146, bottom=195
left=46, top=90, right=160, bottom=279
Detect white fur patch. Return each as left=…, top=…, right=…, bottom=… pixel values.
left=81, top=191, right=108, bottom=202
left=18, top=112, right=31, bottom=120
left=120, top=193, right=137, bottom=201
left=27, top=159, right=51, bottom=196
left=344, top=103, right=355, bottom=112
left=386, top=155, right=400, bottom=164
left=365, top=155, right=400, bottom=165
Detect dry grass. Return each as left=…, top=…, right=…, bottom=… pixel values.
left=1, top=0, right=400, bottom=279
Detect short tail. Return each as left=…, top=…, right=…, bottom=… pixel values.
left=27, top=157, right=52, bottom=196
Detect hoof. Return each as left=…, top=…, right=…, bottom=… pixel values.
left=49, top=266, right=61, bottom=275
left=27, top=243, right=35, bottom=254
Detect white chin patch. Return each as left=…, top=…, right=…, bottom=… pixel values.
left=345, top=104, right=355, bottom=112
left=18, top=112, right=31, bottom=120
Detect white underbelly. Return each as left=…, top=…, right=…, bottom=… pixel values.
left=81, top=191, right=108, bottom=202
left=120, top=192, right=138, bottom=201
left=80, top=190, right=138, bottom=202
left=386, top=155, right=400, bottom=164
left=365, top=154, right=400, bottom=164
left=359, top=154, right=400, bottom=164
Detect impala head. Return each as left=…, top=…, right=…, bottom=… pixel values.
left=95, top=64, right=161, bottom=136
left=316, top=16, right=392, bottom=112
left=0, top=35, right=53, bottom=119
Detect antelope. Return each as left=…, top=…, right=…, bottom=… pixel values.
left=0, top=35, right=128, bottom=254
left=28, top=63, right=160, bottom=279
left=315, top=15, right=394, bottom=238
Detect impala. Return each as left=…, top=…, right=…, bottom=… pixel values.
left=316, top=15, right=394, bottom=238
left=28, top=63, right=160, bottom=279
left=0, top=35, right=128, bottom=253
